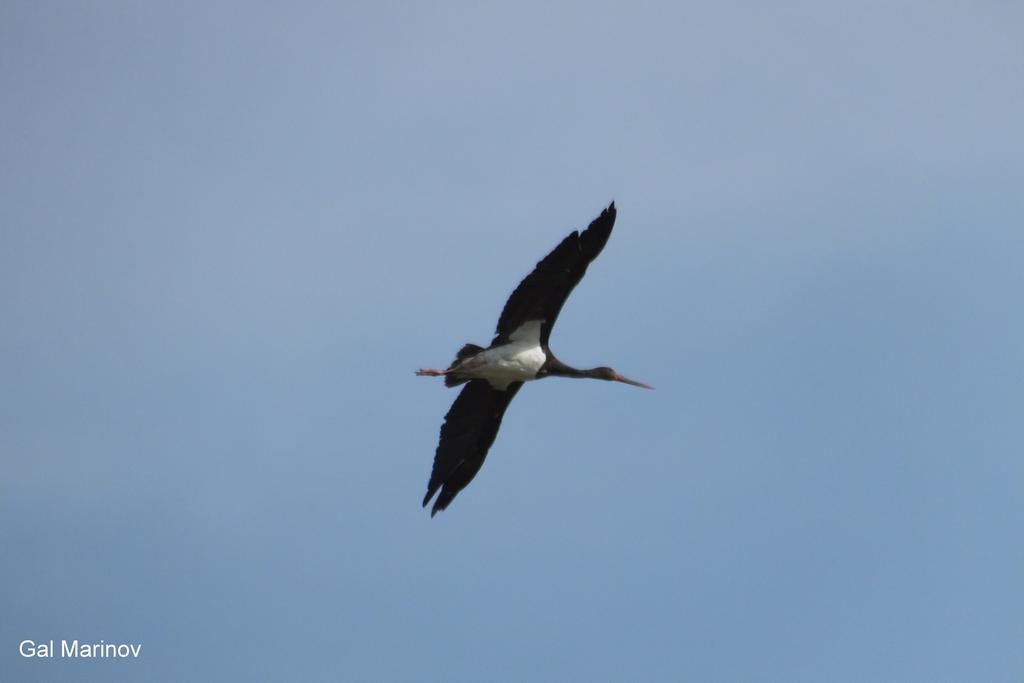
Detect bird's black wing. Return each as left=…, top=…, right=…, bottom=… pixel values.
left=423, top=379, right=524, bottom=516
left=493, top=202, right=616, bottom=346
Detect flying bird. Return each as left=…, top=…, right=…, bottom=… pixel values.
left=417, top=202, right=651, bottom=516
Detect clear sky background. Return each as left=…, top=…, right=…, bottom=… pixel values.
left=2, top=2, right=1022, bottom=681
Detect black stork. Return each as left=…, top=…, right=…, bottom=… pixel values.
left=416, top=202, right=652, bottom=516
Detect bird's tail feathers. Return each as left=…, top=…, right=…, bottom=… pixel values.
left=452, top=343, right=484, bottom=365
left=444, top=343, right=483, bottom=387
left=444, top=374, right=470, bottom=388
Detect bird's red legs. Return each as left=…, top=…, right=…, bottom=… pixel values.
left=416, top=368, right=450, bottom=376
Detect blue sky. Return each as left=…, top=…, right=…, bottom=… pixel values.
left=2, top=1, right=1022, bottom=681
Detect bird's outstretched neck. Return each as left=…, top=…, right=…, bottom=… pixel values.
left=544, top=358, right=653, bottom=389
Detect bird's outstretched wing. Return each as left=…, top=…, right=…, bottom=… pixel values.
left=423, top=380, right=524, bottom=516
left=493, top=202, right=616, bottom=346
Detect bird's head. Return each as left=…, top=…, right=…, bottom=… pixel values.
left=591, top=366, right=654, bottom=389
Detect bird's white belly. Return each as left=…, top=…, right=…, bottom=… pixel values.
left=469, top=343, right=546, bottom=390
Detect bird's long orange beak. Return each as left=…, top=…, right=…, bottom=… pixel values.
left=612, top=372, right=654, bottom=389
